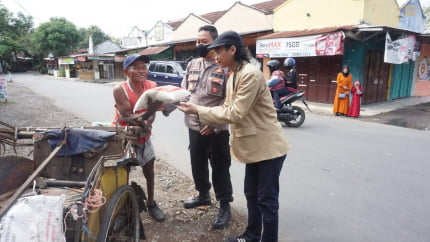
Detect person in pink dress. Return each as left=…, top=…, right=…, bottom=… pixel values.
left=348, top=81, right=363, bottom=118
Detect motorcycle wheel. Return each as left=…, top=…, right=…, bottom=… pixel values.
left=284, top=106, right=305, bottom=127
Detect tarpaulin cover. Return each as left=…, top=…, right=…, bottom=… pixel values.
left=46, top=128, right=115, bottom=156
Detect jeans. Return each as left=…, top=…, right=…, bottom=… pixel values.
left=244, top=155, right=286, bottom=242
left=188, top=129, right=233, bottom=202
left=272, top=88, right=292, bottom=108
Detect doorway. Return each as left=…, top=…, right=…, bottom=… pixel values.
left=362, top=50, right=390, bottom=104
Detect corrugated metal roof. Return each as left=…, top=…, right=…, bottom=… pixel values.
left=257, top=25, right=358, bottom=39
left=139, top=46, right=170, bottom=55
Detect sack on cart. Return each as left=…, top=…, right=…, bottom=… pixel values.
left=0, top=195, right=66, bottom=242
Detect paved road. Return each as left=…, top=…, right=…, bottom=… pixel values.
left=11, top=73, right=430, bottom=242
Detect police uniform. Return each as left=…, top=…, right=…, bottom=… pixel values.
left=181, top=58, right=233, bottom=204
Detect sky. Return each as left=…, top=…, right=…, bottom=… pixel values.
left=1, top=0, right=430, bottom=38
left=0, top=0, right=265, bottom=38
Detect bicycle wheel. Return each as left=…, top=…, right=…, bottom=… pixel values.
left=97, top=185, right=140, bottom=242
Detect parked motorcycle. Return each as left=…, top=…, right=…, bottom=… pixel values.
left=276, top=89, right=311, bottom=127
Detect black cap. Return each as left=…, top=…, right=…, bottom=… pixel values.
left=208, top=31, right=243, bottom=50
left=123, top=54, right=150, bottom=69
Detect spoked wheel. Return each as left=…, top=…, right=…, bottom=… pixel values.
left=284, top=106, right=305, bottom=127
left=97, top=185, right=140, bottom=242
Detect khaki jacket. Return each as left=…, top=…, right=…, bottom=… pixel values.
left=197, top=62, right=290, bottom=163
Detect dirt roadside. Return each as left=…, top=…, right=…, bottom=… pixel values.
left=0, top=81, right=246, bottom=241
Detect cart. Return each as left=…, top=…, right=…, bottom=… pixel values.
left=0, top=120, right=148, bottom=241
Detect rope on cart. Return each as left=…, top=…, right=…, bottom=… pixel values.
left=63, top=188, right=106, bottom=235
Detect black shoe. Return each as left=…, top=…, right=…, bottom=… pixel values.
left=225, top=234, right=251, bottom=242
left=183, top=194, right=211, bottom=209
left=147, top=200, right=165, bottom=222
left=213, top=206, right=231, bottom=229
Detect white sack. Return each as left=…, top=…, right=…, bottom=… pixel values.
left=0, top=195, right=66, bottom=242
left=133, top=85, right=190, bottom=113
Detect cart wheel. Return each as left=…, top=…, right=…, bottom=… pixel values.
left=97, top=185, right=140, bottom=242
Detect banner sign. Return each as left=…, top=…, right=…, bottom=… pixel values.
left=58, top=57, right=75, bottom=65
left=256, top=31, right=344, bottom=58
left=417, top=57, right=430, bottom=80
left=115, top=55, right=125, bottom=62
left=384, top=32, right=417, bottom=64
left=0, top=76, right=7, bottom=100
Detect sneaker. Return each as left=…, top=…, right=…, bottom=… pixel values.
left=225, top=234, right=251, bottom=242
left=147, top=200, right=165, bottom=222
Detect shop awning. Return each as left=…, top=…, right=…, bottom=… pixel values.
left=257, top=25, right=357, bottom=40
left=139, top=46, right=170, bottom=55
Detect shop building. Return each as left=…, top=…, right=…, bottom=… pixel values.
left=256, top=25, right=420, bottom=104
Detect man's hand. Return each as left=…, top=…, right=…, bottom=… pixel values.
left=200, top=125, right=214, bottom=136
left=177, top=102, right=198, bottom=114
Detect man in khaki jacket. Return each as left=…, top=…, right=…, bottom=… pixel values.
left=178, top=31, right=289, bottom=242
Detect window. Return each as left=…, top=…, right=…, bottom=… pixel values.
left=155, top=63, right=166, bottom=73
left=149, top=63, right=156, bottom=72
left=166, top=65, right=174, bottom=74
left=155, top=25, right=164, bottom=41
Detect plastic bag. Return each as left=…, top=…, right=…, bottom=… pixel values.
left=133, top=85, right=190, bottom=113
left=0, top=195, right=66, bottom=242
left=267, top=76, right=280, bottom=87
left=338, top=92, right=347, bottom=99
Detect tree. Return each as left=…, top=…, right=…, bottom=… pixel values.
left=32, top=17, right=80, bottom=56
left=78, top=25, right=111, bottom=49
left=0, top=3, right=34, bottom=68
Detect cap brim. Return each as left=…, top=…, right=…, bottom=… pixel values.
left=207, top=42, right=225, bottom=50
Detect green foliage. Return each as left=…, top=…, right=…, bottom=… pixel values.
left=32, top=17, right=80, bottom=56
left=0, top=4, right=34, bottom=61
left=78, top=25, right=111, bottom=49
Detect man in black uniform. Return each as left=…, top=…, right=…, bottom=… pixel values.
left=181, top=25, right=233, bottom=230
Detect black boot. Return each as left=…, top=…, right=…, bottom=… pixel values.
left=183, top=193, right=211, bottom=209
left=212, top=202, right=231, bottom=229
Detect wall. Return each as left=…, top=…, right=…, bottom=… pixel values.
left=363, top=0, right=399, bottom=28
left=273, top=0, right=364, bottom=31
left=273, top=0, right=399, bottom=32
left=342, top=39, right=366, bottom=84
left=390, top=62, right=415, bottom=99
left=215, top=3, right=273, bottom=33
left=412, top=43, right=430, bottom=96
left=172, top=15, right=209, bottom=41
left=147, top=22, right=174, bottom=46
left=399, top=0, right=425, bottom=33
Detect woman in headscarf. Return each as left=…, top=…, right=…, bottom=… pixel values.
left=333, top=65, right=353, bottom=116
left=348, top=81, right=363, bottom=118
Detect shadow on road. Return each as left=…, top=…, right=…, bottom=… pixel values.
left=361, top=102, right=430, bottom=131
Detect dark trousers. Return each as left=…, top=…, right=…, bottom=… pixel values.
left=272, top=88, right=292, bottom=108
left=244, top=155, right=286, bottom=242
left=188, top=129, right=233, bottom=203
